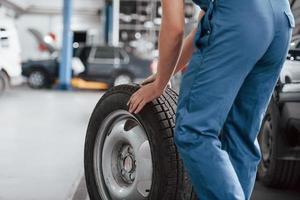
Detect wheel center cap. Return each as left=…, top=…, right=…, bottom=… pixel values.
left=123, top=155, right=133, bottom=172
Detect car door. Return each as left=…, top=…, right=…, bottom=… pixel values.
left=289, top=39, right=300, bottom=60
left=0, top=19, right=22, bottom=79
left=86, top=46, right=116, bottom=78
left=292, top=47, right=300, bottom=83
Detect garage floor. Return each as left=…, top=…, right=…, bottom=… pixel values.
left=0, top=86, right=299, bottom=200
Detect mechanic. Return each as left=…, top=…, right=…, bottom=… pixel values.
left=127, top=0, right=294, bottom=199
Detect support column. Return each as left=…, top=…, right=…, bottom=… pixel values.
left=112, top=0, right=119, bottom=46
left=104, top=0, right=119, bottom=46
left=104, top=0, right=113, bottom=44
left=59, top=0, right=73, bottom=90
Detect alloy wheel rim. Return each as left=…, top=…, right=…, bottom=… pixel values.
left=29, top=71, right=45, bottom=87
left=260, top=116, right=273, bottom=171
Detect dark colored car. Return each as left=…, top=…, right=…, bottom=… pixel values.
left=257, top=80, right=300, bottom=188
left=75, top=45, right=153, bottom=87
left=22, top=57, right=59, bottom=88
left=287, top=35, right=300, bottom=61
left=22, top=45, right=154, bottom=89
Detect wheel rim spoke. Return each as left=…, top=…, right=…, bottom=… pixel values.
left=260, top=117, right=273, bottom=171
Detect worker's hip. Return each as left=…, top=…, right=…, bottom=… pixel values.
left=194, top=0, right=293, bottom=50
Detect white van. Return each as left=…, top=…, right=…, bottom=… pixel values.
left=0, top=17, right=22, bottom=94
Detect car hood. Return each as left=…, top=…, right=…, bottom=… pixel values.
left=28, top=28, right=57, bottom=54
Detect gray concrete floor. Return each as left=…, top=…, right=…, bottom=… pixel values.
left=0, top=86, right=299, bottom=200
left=0, top=86, right=101, bottom=200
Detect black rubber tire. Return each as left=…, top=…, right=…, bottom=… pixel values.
left=28, top=69, right=50, bottom=89
left=84, top=84, right=197, bottom=200
left=0, top=71, right=9, bottom=95
left=284, top=76, right=292, bottom=84
left=258, top=99, right=300, bottom=188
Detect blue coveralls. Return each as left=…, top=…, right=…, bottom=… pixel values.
left=174, top=0, right=295, bottom=199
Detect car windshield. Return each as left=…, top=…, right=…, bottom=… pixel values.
left=290, top=37, right=300, bottom=49
left=94, top=47, right=115, bottom=59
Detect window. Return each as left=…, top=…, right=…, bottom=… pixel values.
left=0, top=27, right=8, bottom=48
left=94, top=47, right=115, bottom=59
left=296, top=41, right=300, bottom=49
left=0, top=37, right=9, bottom=48
left=118, top=49, right=126, bottom=61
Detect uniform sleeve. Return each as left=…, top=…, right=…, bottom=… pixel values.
left=192, top=0, right=210, bottom=11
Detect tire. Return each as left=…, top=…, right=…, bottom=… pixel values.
left=0, top=71, right=9, bottom=95
left=285, top=76, right=292, bottom=84
left=113, top=73, right=133, bottom=87
left=84, top=84, right=197, bottom=200
left=258, top=99, right=300, bottom=188
left=28, top=69, right=50, bottom=89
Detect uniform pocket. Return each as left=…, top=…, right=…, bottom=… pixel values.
left=193, top=21, right=202, bottom=47
left=284, top=11, right=295, bottom=28
left=194, top=2, right=215, bottom=49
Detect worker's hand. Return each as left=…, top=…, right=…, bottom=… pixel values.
left=127, top=81, right=164, bottom=114
left=140, top=73, right=157, bottom=86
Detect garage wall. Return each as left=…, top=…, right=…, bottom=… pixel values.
left=13, top=0, right=104, bottom=61
left=16, top=14, right=102, bottom=61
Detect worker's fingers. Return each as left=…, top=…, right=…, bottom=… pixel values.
left=129, top=97, right=144, bottom=113
left=128, top=91, right=142, bottom=112
left=134, top=100, right=147, bottom=114
left=128, top=96, right=136, bottom=112
left=127, top=94, right=134, bottom=106
left=127, top=90, right=139, bottom=106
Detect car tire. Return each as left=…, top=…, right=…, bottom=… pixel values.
left=113, top=73, right=133, bottom=87
left=84, top=84, right=197, bottom=200
left=0, top=71, right=9, bottom=95
left=28, top=69, right=50, bottom=89
left=258, top=99, right=300, bottom=188
left=285, top=76, right=292, bottom=84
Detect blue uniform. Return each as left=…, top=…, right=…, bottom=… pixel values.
left=174, top=0, right=294, bottom=199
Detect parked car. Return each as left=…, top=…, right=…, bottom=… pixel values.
left=22, top=56, right=84, bottom=89
left=288, top=35, right=300, bottom=61
left=22, top=28, right=85, bottom=89
left=257, top=81, right=300, bottom=188
left=75, top=45, right=153, bottom=87
left=248, top=35, right=300, bottom=187
left=22, top=45, right=154, bottom=89
left=280, top=60, right=300, bottom=83
left=0, top=17, right=22, bottom=95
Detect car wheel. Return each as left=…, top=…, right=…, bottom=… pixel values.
left=285, top=76, right=292, bottom=84
left=28, top=70, right=49, bottom=89
left=113, top=74, right=133, bottom=86
left=84, top=84, right=197, bottom=200
left=258, top=99, right=300, bottom=188
left=0, top=71, right=9, bottom=95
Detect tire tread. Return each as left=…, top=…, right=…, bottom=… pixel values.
left=85, top=84, right=197, bottom=200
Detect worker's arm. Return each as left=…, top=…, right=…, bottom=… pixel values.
left=128, top=0, right=185, bottom=113
left=173, top=10, right=205, bottom=74
left=141, top=10, right=205, bottom=85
